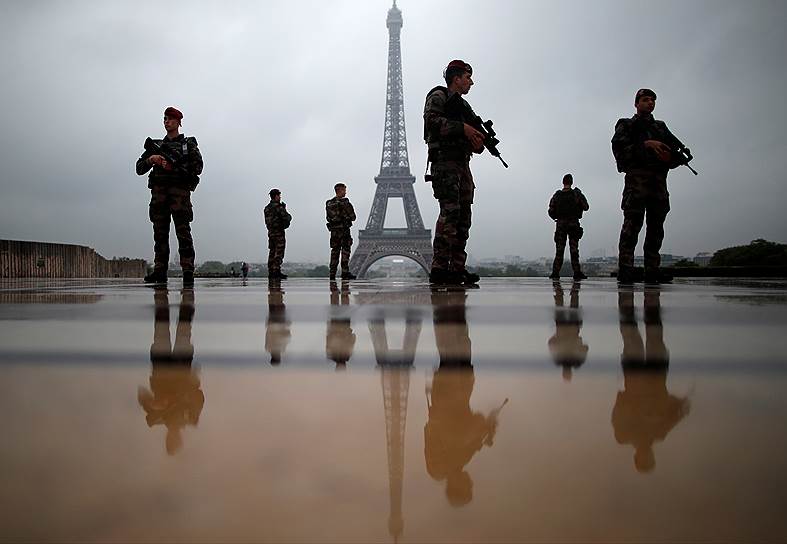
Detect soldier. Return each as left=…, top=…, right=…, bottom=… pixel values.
left=136, top=107, right=203, bottom=286
left=612, top=89, right=685, bottom=284
left=423, top=60, right=485, bottom=285
left=325, top=183, right=357, bottom=280
left=548, top=174, right=589, bottom=280
left=264, top=188, right=292, bottom=279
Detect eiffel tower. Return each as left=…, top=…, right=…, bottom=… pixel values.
left=349, top=0, right=433, bottom=278
left=371, top=309, right=421, bottom=542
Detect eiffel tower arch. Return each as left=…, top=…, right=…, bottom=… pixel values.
left=349, top=0, right=433, bottom=278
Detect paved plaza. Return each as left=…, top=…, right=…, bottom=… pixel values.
left=1, top=277, right=787, bottom=542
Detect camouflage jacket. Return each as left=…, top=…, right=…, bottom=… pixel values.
left=548, top=188, right=590, bottom=220
left=264, top=201, right=292, bottom=232
left=423, top=86, right=479, bottom=161
left=611, top=113, right=683, bottom=174
left=325, top=197, right=356, bottom=230
left=136, top=134, right=204, bottom=190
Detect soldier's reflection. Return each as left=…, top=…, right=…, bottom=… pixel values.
left=265, top=279, right=291, bottom=365
left=326, top=280, right=355, bottom=369
left=425, top=289, right=505, bottom=507
left=138, top=287, right=204, bottom=455
left=548, top=281, right=589, bottom=382
left=612, top=288, right=690, bottom=473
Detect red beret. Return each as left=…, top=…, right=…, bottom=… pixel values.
left=164, top=106, right=183, bottom=120
left=445, top=59, right=472, bottom=76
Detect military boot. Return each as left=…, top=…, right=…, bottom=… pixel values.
left=644, top=268, right=673, bottom=284
left=461, top=270, right=480, bottom=284
left=144, top=269, right=167, bottom=284
left=549, top=271, right=560, bottom=280
left=429, top=269, right=448, bottom=284
left=341, top=271, right=357, bottom=280
left=182, top=270, right=194, bottom=287
left=573, top=271, right=587, bottom=280
left=617, top=266, right=635, bottom=285
left=329, top=270, right=337, bottom=281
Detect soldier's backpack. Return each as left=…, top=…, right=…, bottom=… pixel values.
left=552, top=190, right=581, bottom=220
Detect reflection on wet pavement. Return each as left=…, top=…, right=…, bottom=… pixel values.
left=613, top=289, right=689, bottom=473
left=549, top=281, right=588, bottom=381
left=1, top=277, right=787, bottom=542
left=138, top=288, right=204, bottom=455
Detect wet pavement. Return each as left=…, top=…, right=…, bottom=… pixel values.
left=1, top=277, right=787, bottom=543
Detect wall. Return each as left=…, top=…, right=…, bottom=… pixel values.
left=0, top=239, right=146, bottom=278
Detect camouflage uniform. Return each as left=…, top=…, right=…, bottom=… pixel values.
left=424, top=86, right=479, bottom=274
left=136, top=134, right=203, bottom=273
left=263, top=200, right=292, bottom=275
left=548, top=188, right=589, bottom=276
left=325, top=196, right=356, bottom=276
left=612, top=113, right=683, bottom=272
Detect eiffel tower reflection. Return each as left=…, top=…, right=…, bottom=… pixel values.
left=370, top=307, right=422, bottom=542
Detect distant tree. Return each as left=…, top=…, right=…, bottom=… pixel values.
left=673, top=258, right=699, bottom=267
left=311, top=265, right=330, bottom=277
left=710, top=239, right=787, bottom=267
left=197, top=260, right=226, bottom=274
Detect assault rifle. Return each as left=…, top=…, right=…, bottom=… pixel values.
left=672, top=138, right=698, bottom=176
left=142, top=137, right=200, bottom=188
left=471, top=116, right=509, bottom=168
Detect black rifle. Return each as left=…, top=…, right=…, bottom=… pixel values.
left=471, top=116, right=509, bottom=168
left=671, top=138, right=698, bottom=176
left=142, top=137, right=200, bottom=188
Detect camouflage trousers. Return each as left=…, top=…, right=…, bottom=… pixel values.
left=552, top=219, right=584, bottom=274
left=618, top=170, right=670, bottom=270
left=267, top=231, right=286, bottom=274
left=149, top=185, right=194, bottom=272
left=429, top=161, right=474, bottom=273
left=329, top=228, right=352, bottom=274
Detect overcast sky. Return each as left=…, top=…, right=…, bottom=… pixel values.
left=1, top=0, right=786, bottom=265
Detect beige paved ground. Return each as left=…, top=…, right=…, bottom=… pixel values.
left=1, top=277, right=786, bottom=542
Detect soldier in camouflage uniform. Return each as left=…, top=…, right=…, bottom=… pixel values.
left=612, top=89, right=685, bottom=284
left=423, top=60, right=486, bottom=285
left=548, top=174, right=589, bottom=280
left=136, top=107, right=203, bottom=286
left=264, top=188, right=292, bottom=279
left=325, top=183, right=356, bottom=280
